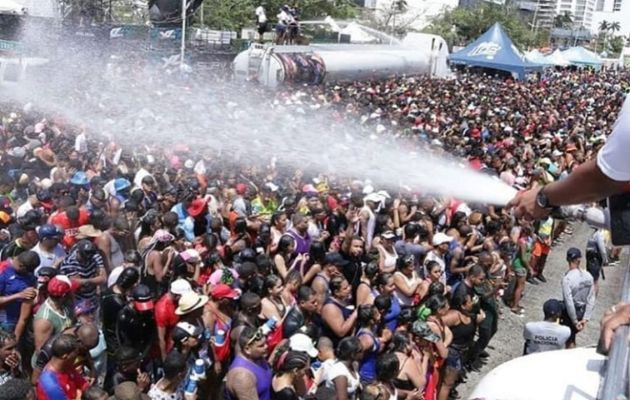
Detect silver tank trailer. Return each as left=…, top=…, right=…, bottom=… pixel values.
left=233, top=41, right=447, bottom=87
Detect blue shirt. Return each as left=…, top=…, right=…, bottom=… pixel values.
left=171, top=203, right=189, bottom=227
left=0, top=265, right=36, bottom=325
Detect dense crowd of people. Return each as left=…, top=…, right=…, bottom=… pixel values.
left=0, top=66, right=627, bottom=400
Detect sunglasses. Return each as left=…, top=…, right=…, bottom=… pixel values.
left=245, top=329, right=265, bottom=347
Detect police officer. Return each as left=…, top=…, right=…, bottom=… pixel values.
left=561, top=248, right=596, bottom=348
left=523, top=299, right=571, bottom=355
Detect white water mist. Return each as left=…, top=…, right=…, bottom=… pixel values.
left=2, top=33, right=517, bottom=206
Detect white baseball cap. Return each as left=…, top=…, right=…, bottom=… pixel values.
left=170, top=279, right=192, bottom=296
left=289, top=333, right=318, bottom=358
left=432, top=232, right=453, bottom=246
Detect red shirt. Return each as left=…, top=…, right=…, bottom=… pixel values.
left=154, top=293, right=179, bottom=353
left=49, top=208, right=90, bottom=249
left=37, top=364, right=88, bottom=400
left=469, top=158, right=483, bottom=171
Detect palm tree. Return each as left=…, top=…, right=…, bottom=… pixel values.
left=393, top=0, right=408, bottom=13
left=610, top=21, right=621, bottom=34
left=554, top=11, right=573, bottom=29
left=596, top=20, right=610, bottom=52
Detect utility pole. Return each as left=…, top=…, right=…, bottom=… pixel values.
left=180, top=0, right=186, bottom=69
left=531, top=0, right=540, bottom=32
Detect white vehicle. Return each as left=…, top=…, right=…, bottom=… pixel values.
left=469, top=347, right=606, bottom=400
left=233, top=20, right=451, bottom=88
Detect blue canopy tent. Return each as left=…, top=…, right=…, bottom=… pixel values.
left=561, top=46, right=602, bottom=69
left=448, top=23, right=543, bottom=80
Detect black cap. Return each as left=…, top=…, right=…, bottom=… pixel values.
left=141, top=175, right=156, bottom=185
left=115, top=346, right=142, bottom=364
left=37, top=266, right=58, bottom=279
left=76, top=239, right=97, bottom=258
left=543, top=299, right=564, bottom=318
left=117, top=267, right=140, bottom=289
left=566, top=247, right=582, bottom=261
left=324, top=252, right=349, bottom=268
left=19, top=209, right=42, bottom=230
left=131, top=284, right=152, bottom=302
left=36, top=189, right=52, bottom=203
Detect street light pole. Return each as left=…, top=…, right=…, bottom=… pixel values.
left=180, top=0, right=186, bottom=69
left=531, top=0, right=540, bottom=32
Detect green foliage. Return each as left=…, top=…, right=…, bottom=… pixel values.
left=423, top=3, right=547, bottom=50
left=554, top=12, right=573, bottom=29
left=610, top=21, right=621, bottom=33
left=195, top=0, right=357, bottom=31
left=609, top=35, right=625, bottom=56
left=595, top=20, right=625, bottom=56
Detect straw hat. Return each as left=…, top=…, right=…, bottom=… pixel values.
left=175, top=291, right=209, bottom=315
left=34, top=147, right=57, bottom=167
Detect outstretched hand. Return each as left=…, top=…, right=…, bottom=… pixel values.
left=506, top=184, right=550, bottom=221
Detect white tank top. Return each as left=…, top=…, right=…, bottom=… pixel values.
left=382, top=247, right=398, bottom=269
left=362, top=206, right=375, bottom=248
left=394, top=270, right=419, bottom=306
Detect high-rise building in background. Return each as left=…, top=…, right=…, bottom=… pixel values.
left=531, top=0, right=557, bottom=30
left=363, top=0, right=459, bottom=31
left=591, top=0, right=630, bottom=36
left=361, top=0, right=629, bottom=39
left=553, top=0, right=596, bottom=30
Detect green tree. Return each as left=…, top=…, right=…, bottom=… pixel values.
left=596, top=20, right=609, bottom=52
left=610, top=21, right=621, bottom=34
left=553, top=12, right=573, bottom=29
left=424, top=3, right=544, bottom=49
left=196, top=0, right=357, bottom=31
left=609, top=35, right=625, bottom=55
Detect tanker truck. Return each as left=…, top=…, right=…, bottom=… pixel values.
left=233, top=28, right=451, bottom=87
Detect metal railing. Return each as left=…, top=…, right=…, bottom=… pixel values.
left=599, top=258, right=630, bottom=400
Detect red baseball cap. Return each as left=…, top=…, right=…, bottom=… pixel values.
left=235, top=183, right=247, bottom=195
left=47, top=275, right=79, bottom=297
left=187, top=198, right=208, bottom=218
left=211, top=284, right=239, bottom=300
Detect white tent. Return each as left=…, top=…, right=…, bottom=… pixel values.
left=525, top=49, right=551, bottom=65
left=544, top=49, right=570, bottom=67
left=0, top=0, right=25, bottom=15
left=11, top=0, right=59, bottom=18
left=561, top=46, right=602, bottom=68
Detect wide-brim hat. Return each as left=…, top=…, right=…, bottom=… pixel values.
left=34, top=147, right=57, bottom=167
left=411, top=320, right=440, bottom=343
left=175, top=291, right=209, bottom=315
